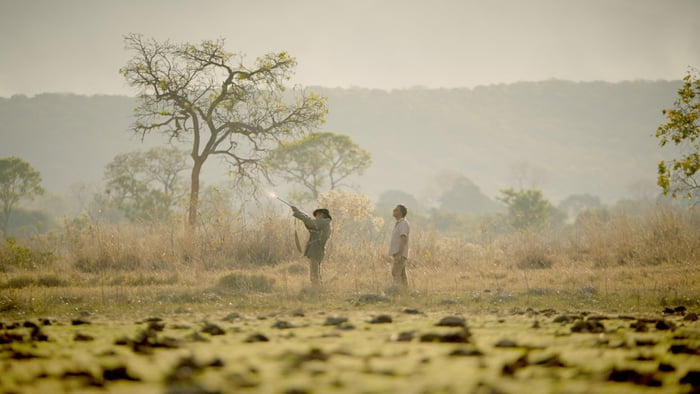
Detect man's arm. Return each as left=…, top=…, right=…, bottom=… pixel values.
left=291, top=206, right=318, bottom=230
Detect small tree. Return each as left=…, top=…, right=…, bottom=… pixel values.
left=656, top=68, right=700, bottom=199
left=497, top=188, right=552, bottom=231
left=0, top=157, right=45, bottom=234
left=120, top=34, right=327, bottom=230
left=266, top=132, right=371, bottom=201
left=104, top=146, right=188, bottom=221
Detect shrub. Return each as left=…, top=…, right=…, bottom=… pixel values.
left=216, top=272, right=275, bottom=293
left=0, top=237, right=56, bottom=271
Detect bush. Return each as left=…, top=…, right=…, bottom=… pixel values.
left=216, top=272, right=275, bottom=293
left=0, top=237, right=56, bottom=271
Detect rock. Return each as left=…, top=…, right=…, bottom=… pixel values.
left=369, top=315, right=393, bottom=324
left=658, top=363, right=676, bottom=372
left=436, top=316, right=466, bottom=327
left=223, top=312, right=241, bottom=321
left=608, top=368, right=662, bottom=386
left=323, top=317, right=348, bottom=326
left=419, top=328, right=471, bottom=343
left=571, top=320, right=605, bottom=333
left=402, top=308, right=421, bottom=314
left=680, top=370, right=700, bottom=387
left=71, top=319, right=91, bottom=326
left=655, top=320, right=675, bottom=331
left=244, top=333, right=269, bottom=343
left=102, top=366, right=140, bottom=381
left=683, top=312, right=698, bottom=321
left=272, top=320, right=296, bottom=329
left=392, top=331, right=415, bottom=342
left=201, top=323, right=225, bottom=335
left=449, top=347, right=483, bottom=357
left=494, top=339, right=519, bottom=348
left=74, top=333, right=95, bottom=342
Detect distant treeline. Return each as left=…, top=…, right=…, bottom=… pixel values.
left=0, top=80, right=681, bottom=203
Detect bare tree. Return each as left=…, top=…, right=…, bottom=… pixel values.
left=120, top=34, right=327, bottom=230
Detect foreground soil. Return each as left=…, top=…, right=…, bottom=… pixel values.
left=1, top=303, right=700, bottom=393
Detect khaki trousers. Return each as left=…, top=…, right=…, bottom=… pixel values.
left=391, top=255, right=408, bottom=287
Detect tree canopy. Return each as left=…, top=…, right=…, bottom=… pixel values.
left=656, top=68, right=700, bottom=199
left=0, top=157, right=44, bottom=234
left=104, top=146, right=188, bottom=222
left=120, top=34, right=327, bottom=228
left=265, top=132, right=371, bottom=201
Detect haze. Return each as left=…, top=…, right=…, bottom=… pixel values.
left=1, top=0, right=699, bottom=97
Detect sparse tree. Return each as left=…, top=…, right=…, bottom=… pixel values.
left=656, top=68, right=700, bottom=199
left=104, top=146, right=188, bottom=221
left=265, top=132, right=371, bottom=201
left=497, top=188, right=552, bottom=231
left=0, top=157, right=45, bottom=234
left=120, top=34, right=327, bottom=230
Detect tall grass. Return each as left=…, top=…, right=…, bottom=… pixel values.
left=1, top=200, right=699, bottom=316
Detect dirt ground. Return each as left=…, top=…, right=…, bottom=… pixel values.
left=1, top=301, right=700, bottom=394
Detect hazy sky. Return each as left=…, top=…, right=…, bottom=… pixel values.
left=1, top=0, right=699, bottom=97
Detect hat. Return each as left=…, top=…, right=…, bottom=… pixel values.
left=313, top=208, right=332, bottom=220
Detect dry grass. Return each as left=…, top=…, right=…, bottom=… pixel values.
left=1, top=203, right=699, bottom=318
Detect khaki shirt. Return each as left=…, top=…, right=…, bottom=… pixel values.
left=293, top=211, right=331, bottom=261
left=389, top=218, right=410, bottom=258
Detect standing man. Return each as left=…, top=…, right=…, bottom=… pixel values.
left=389, top=204, right=410, bottom=288
left=291, top=206, right=332, bottom=286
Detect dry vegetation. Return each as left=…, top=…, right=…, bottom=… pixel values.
left=1, top=195, right=699, bottom=318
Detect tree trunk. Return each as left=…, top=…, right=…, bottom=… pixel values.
left=187, top=159, right=203, bottom=231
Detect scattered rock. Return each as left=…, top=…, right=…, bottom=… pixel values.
left=419, top=328, right=471, bottom=343
left=494, top=339, right=519, bottom=348
left=533, top=354, right=566, bottom=367
left=201, top=323, right=226, bottom=335
left=436, top=316, right=466, bottom=327
left=244, top=333, right=269, bottom=343
left=185, top=331, right=209, bottom=342
left=323, top=317, right=348, bottom=326
left=571, top=320, right=605, bottom=333
left=102, top=366, right=140, bottom=381
left=680, top=370, right=700, bottom=387
left=272, top=320, right=296, bottom=329
left=147, top=321, right=165, bottom=331
left=502, top=354, right=529, bottom=376
left=669, top=344, right=700, bottom=355
left=23, top=321, right=38, bottom=328
left=30, top=326, right=48, bottom=342
left=369, top=315, right=393, bottom=324
left=683, top=313, right=699, bottom=322
left=392, top=331, right=415, bottom=342
left=674, top=306, right=687, bottom=314
left=553, top=315, right=577, bottom=324
left=74, top=333, right=95, bottom=342
left=223, top=312, right=241, bottom=321
left=449, top=347, right=483, bottom=357
left=607, top=368, right=662, bottom=387
left=655, top=320, right=676, bottom=331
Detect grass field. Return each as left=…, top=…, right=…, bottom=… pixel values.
left=1, top=202, right=700, bottom=392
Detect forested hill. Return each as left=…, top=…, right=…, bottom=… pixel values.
left=0, top=80, right=680, bottom=205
